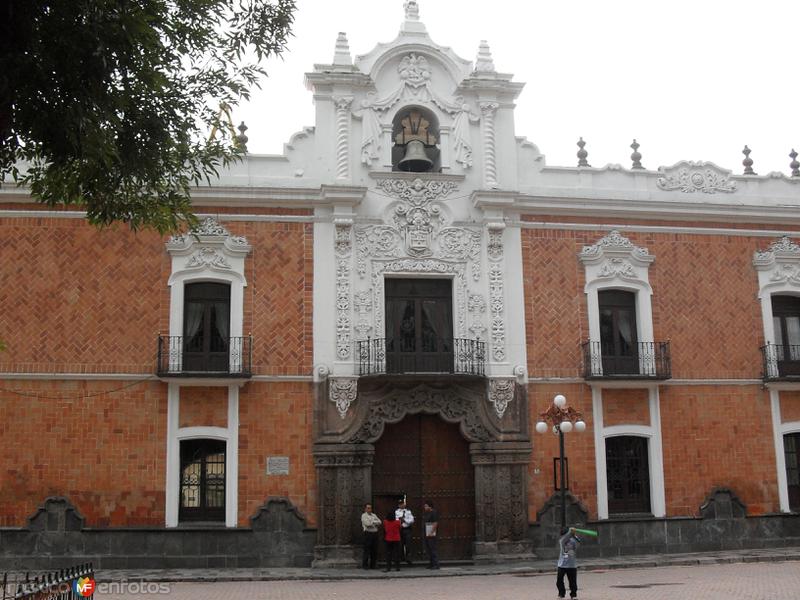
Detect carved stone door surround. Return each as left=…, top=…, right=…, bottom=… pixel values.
left=312, top=376, right=533, bottom=566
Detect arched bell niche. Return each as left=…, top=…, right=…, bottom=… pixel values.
left=392, top=105, right=440, bottom=172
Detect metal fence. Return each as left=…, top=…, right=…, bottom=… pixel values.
left=2, top=563, right=93, bottom=599
left=761, top=343, right=800, bottom=380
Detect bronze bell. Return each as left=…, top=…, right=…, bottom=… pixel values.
left=398, top=139, right=433, bottom=172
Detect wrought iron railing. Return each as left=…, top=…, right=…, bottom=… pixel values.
left=2, top=563, right=94, bottom=599
left=156, top=335, right=252, bottom=377
left=357, top=337, right=485, bottom=376
left=761, top=343, right=800, bottom=381
left=581, top=341, right=671, bottom=379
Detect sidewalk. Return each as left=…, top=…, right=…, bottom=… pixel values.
left=95, top=547, right=800, bottom=583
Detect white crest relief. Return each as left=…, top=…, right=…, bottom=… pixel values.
left=438, top=227, right=482, bottom=280
left=488, top=378, right=515, bottom=419
left=598, top=258, right=638, bottom=279
left=354, top=320, right=372, bottom=339
left=353, top=290, right=372, bottom=315
left=329, top=377, right=358, bottom=419
left=187, top=248, right=231, bottom=269
left=656, top=161, right=736, bottom=194
left=769, top=264, right=800, bottom=285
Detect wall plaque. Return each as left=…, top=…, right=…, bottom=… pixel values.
left=267, top=456, right=290, bottom=476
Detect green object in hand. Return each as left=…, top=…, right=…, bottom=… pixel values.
left=574, top=528, right=599, bottom=537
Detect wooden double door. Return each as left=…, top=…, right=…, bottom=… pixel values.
left=372, top=414, right=475, bottom=561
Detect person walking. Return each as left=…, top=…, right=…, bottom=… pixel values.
left=556, top=527, right=581, bottom=599
left=395, top=498, right=415, bottom=564
left=422, top=500, right=439, bottom=569
left=361, top=502, right=381, bottom=569
left=382, top=510, right=401, bottom=572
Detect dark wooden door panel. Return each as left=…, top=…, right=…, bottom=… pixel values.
left=373, top=414, right=475, bottom=562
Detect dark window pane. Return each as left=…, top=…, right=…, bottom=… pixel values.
left=606, top=436, right=650, bottom=514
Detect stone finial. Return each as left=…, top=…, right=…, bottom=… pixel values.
left=577, top=137, right=590, bottom=167
left=475, top=40, right=496, bottom=73
left=235, top=121, right=249, bottom=152
left=333, top=32, right=352, bottom=65
left=630, top=139, right=643, bottom=169
left=790, top=149, right=799, bottom=177
left=404, top=0, right=420, bottom=20
left=742, top=145, right=755, bottom=175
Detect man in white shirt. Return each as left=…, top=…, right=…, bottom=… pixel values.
left=395, top=498, right=415, bottom=564
left=360, top=502, right=382, bottom=569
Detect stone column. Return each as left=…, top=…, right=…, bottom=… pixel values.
left=312, top=442, right=374, bottom=567
left=471, top=440, right=535, bottom=563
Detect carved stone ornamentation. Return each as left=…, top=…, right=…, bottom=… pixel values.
left=398, top=53, right=431, bottom=87
left=376, top=177, right=458, bottom=203
left=580, top=230, right=652, bottom=261
left=335, top=224, right=353, bottom=359
left=468, top=294, right=487, bottom=340
left=355, top=226, right=402, bottom=276
left=489, top=264, right=506, bottom=361
left=598, top=257, right=637, bottom=279
left=438, top=227, right=482, bottom=280
left=753, top=235, right=800, bottom=263
left=333, top=96, right=353, bottom=181
left=488, top=378, right=515, bottom=418
left=348, top=384, right=491, bottom=443
left=487, top=223, right=504, bottom=261
left=656, top=161, right=737, bottom=194
left=479, top=102, right=500, bottom=187
left=329, top=378, right=358, bottom=419
left=753, top=236, right=800, bottom=288
left=187, top=247, right=231, bottom=269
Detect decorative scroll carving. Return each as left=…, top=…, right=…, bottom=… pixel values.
left=355, top=226, right=402, bottom=276
left=769, top=264, right=800, bottom=284
left=187, top=248, right=231, bottom=269
left=598, top=258, right=637, bottom=279
left=335, top=224, right=353, bottom=359
left=353, top=290, right=373, bottom=340
left=168, top=217, right=249, bottom=247
left=656, top=161, right=736, bottom=194
left=373, top=259, right=468, bottom=338
left=753, top=235, right=800, bottom=264
left=480, top=102, right=499, bottom=187
left=488, top=378, right=515, bottom=418
left=329, top=377, right=358, bottom=419
left=376, top=177, right=458, bottom=202
left=348, top=385, right=491, bottom=443
left=438, top=227, right=482, bottom=280
left=489, top=264, right=506, bottom=361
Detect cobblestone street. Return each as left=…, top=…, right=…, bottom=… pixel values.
left=99, top=561, right=800, bottom=599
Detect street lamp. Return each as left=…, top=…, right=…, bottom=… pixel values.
left=535, top=394, right=586, bottom=530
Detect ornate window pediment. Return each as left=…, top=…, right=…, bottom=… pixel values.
left=754, top=236, right=800, bottom=287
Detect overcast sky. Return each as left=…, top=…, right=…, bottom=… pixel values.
left=237, top=0, right=799, bottom=176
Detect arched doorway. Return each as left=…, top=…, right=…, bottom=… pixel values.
left=372, top=414, right=475, bottom=561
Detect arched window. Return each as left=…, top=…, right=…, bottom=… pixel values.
left=599, top=290, right=638, bottom=375
left=771, top=295, right=800, bottom=376
left=179, top=439, right=226, bottom=522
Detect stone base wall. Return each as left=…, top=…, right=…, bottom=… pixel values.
left=531, top=513, right=800, bottom=559
left=0, top=527, right=316, bottom=570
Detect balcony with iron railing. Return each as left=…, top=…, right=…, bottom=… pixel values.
left=356, top=337, right=485, bottom=377
left=156, top=335, right=252, bottom=378
left=761, top=343, right=800, bottom=382
left=581, top=341, right=671, bottom=380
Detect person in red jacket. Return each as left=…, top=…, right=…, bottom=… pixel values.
left=382, top=510, right=402, bottom=572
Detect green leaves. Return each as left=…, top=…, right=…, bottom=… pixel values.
left=0, top=0, right=296, bottom=232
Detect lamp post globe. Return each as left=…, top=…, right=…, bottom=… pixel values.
left=575, top=420, right=587, bottom=433
left=560, top=420, right=573, bottom=433
left=535, top=421, right=548, bottom=434
left=553, top=394, right=567, bottom=408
